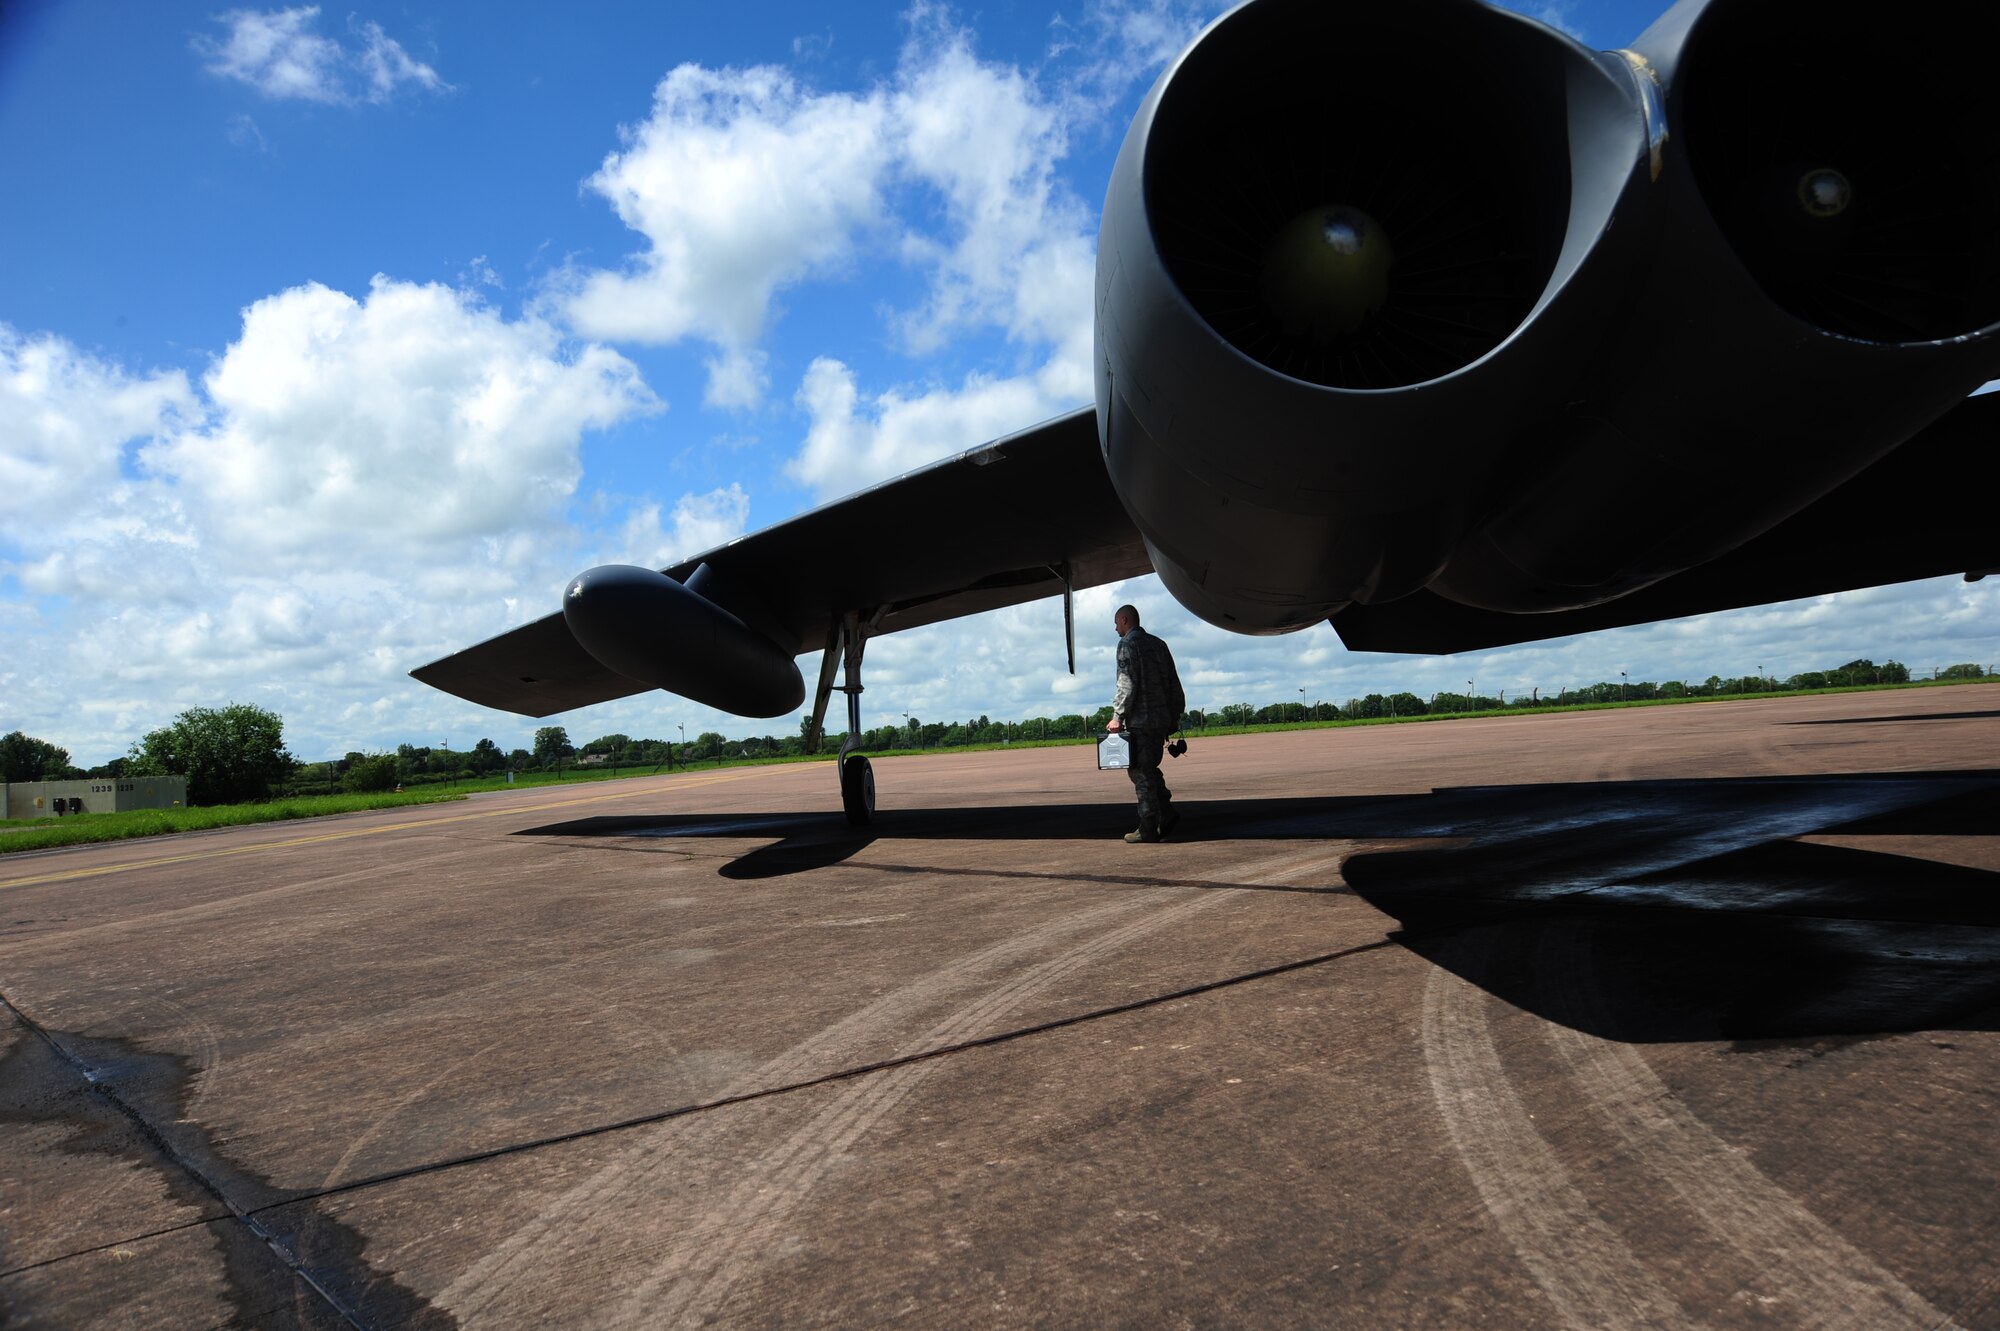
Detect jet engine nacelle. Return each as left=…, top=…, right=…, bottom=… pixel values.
left=1096, top=0, right=2000, bottom=633
left=1431, top=0, right=2000, bottom=614
left=562, top=564, right=805, bottom=718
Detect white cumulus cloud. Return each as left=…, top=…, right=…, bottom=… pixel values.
left=0, top=326, right=199, bottom=537
left=789, top=355, right=1082, bottom=500
left=196, top=7, right=450, bottom=106
left=609, top=484, right=752, bottom=569
left=146, top=276, right=659, bottom=558
left=557, top=14, right=1107, bottom=416
left=889, top=29, right=1094, bottom=356
left=702, top=346, right=770, bottom=412
left=768, top=17, right=1119, bottom=495
left=561, top=64, right=894, bottom=371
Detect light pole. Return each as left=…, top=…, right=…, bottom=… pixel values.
left=1620, top=670, right=1627, bottom=701
left=1299, top=686, right=1306, bottom=720
left=1467, top=681, right=1474, bottom=712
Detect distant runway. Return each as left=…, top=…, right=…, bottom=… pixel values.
left=3, top=687, right=1997, bottom=1329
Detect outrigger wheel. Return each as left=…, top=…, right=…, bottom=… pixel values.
left=820, top=609, right=879, bottom=826
left=840, top=753, right=875, bottom=825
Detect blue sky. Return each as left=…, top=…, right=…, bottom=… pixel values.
left=4, top=0, right=1994, bottom=766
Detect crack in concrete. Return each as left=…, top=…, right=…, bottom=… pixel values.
left=0, top=989, right=454, bottom=1330
left=777, top=858, right=1358, bottom=895
left=277, top=935, right=1402, bottom=1218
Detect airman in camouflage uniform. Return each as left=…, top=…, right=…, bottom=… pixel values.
left=1107, top=603, right=1185, bottom=842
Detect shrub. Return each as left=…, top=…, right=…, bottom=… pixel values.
left=342, top=754, right=400, bottom=793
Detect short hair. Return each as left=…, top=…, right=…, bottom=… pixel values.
left=1115, top=603, right=1140, bottom=626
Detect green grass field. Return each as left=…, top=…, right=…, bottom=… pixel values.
left=0, top=788, right=469, bottom=854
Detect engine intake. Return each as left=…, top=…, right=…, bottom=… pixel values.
left=1679, top=0, right=2000, bottom=345
left=1095, top=0, right=1649, bottom=630
left=1425, top=0, right=2000, bottom=614
left=1147, top=0, right=1577, bottom=389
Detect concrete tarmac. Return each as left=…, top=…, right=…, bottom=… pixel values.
left=2, top=686, right=1997, bottom=1329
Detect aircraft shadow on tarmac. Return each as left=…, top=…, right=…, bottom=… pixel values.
left=520, top=769, right=2000, bottom=1045
left=1783, top=708, right=2000, bottom=726
left=1338, top=772, right=2000, bottom=1047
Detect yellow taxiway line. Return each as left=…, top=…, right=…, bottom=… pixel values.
left=0, top=769, right=775, bottom=891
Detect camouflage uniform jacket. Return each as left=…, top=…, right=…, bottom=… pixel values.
left=1112, top=626, right=1185, bottom=733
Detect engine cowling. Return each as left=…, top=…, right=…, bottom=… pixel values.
left=1096, top=0, right=2000, bottom=633
left=1095, top=0, right=1652, bottom=632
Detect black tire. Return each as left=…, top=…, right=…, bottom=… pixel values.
left=840, top=754, right=875, bottom=825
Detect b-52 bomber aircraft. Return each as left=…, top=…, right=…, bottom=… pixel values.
left=414, top=0, right=2000, bottom=825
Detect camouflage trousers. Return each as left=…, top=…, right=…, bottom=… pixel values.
left=1124, top=728, right=1173, bottom=828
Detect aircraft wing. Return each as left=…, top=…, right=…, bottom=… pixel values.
left=410, top=408, right=1152, bottom=717
left=1331, top=392, right=2000, bottom=656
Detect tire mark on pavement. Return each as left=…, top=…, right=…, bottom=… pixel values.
left=627, top=891, right=1228, bottom=1329
left=318, top=1039, right=508, bottom=1193
left=1423, top=950, right=1696, bottom=1330
left=142, top=994, right=225, bottom=1109
left=444, top=848, right=1347, bottom=1327
left=1536, top=921, right=1966, bottom=1331
left=621, top=849, right=1348, bottom=1329
left=439, top=888, right=1182, bottom=1324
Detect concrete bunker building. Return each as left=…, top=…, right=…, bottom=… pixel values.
left=2, top=776, right=188, bottom=820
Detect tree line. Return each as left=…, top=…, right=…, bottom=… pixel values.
left=4, top=659, right=1990, bottom=807
left=1343, top=657, right=1945, bottom=718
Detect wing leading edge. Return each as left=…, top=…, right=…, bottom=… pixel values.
left=409, top=408, right=1152, bottom=718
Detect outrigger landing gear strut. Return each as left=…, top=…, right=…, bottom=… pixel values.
left=807, top=609, right=877, bottom=825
